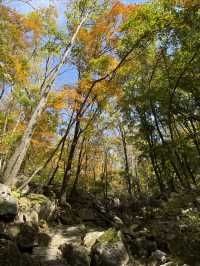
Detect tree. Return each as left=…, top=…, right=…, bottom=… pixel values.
left=1, top=0, right=96, bottom=186
left=119, top=0, right=200, bottom=193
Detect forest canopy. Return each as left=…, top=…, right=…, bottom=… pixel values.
left=0, top=0, right=199, bottom=200
left=0, top=1, right=200, bottom=265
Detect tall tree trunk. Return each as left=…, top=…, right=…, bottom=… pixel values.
left=118, top=123, right=132, bottom=198
left=70, top=137, right=85, bottom=198
left=103, top=150, right=108, bottom=199
left=2, top=14, right=88, bottom=187
left=60, top=120, right=81, bottom=204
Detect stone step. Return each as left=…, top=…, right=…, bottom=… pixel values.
left=32, top=224, right=85, bottom=262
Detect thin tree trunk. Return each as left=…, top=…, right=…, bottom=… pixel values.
left=47, top=135, right=66, bottom=186
left=60, top=120, right=81, bottom=204
left=70, top=137, right=85, bottom=198
left=2, top=14, right=88, bottom=186
left=118, top=124, right=132, bottom=198
left=103, top=150, right=108, bottom=199
left=0, top=81, right=6, bottom=101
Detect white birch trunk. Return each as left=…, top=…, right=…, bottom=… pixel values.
left=2, top=14, right=88, bottom=186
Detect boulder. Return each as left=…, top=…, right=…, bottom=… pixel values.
left=0, top=238, right=38, bottom=266
left=17, top=193, right=55, bottom=225
left=84, top=231, right=104, bottom=251
left=16, top=224, right=38, bottom=252
left=6, top=224, right=21, bottom=239
left=0, top=239, right=21, bottom=266
left=57, top=208, right=80, bottom=225
left=130, top=236, right=157, bottom=258
left=41, top=260, right=68, bottom=266
left=160, top=262, right=178, bottom=266
left=17, top=209, right=39, bottom=226
left=60, top=243, right=90, bottom=266
left=0, top=183, right=17, bottom=221
left=151, top=250, right=167, bottom=263
left=91, top=228, right=129, bottom=266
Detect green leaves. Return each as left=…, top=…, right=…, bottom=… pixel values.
left=118, top=0, right=200, bottom=192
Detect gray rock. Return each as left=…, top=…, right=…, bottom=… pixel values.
left=113, top=216, right=124, bottom=227
left=160, top=262, right=178, bottom=266
left=16, top=224, right=38, bottom=252
left=0, top=239, right=21, bottom=265
left=32, top=224, right=86, bottom=262
left=17, top=193, right=55, bottom=225
left=6, top=224, right=21, bottom=238
left=84, top=231, right=104, bottom=251
left=151, top=250, right=167, bottom=263
left=17, top=209, right=39, bottom=226
left=60, top=243, right=90, bottom=266
left=130, top=236, right=157, bottom=257
left=0, top=238, right=38, bottom=266
left=91, top=229, right=129, bottom=266
left=195, top=196, right=200, bottom=205
left=0, top=183, right=17, bottom=221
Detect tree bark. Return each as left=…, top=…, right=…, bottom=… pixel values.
left=70, top=136, right=85, bottom=198
left=2, top=14, right=88, bottom=186
left=118, top=123, right=132, bottom=198
left=60, top=119, right=81, bottom=204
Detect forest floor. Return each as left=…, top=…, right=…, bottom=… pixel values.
left=1, top=183, right=200, bottom=266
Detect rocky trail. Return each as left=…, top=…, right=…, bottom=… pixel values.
left=1, top=183, right=200, bottom=265
left=32, top=224, right=86, bottom=261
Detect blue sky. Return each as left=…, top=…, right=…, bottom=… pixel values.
left=10, top=0, right=147, bottom=13
left=9, top=0, right=147, bottom=87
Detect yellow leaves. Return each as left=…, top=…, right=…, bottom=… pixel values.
left=31, top=129, right=54, bottom=150
left=53, top=102, right=66, bottom=110
left=78, top=79, right=93, bottom=95
left=78, top=28, right=91, bottom=43
left=17, top=123, right=26, bottom=132
left=31, top=139, right=52, bottom=149
left=37, top=131, right=54, bottom=139
left=109, top=2, right=126, bottom=17
left=49, top=85, right=87, bottom=111
left=64, top=86, right=84, bottom=102
left=77, top=2, right=129, bottom=61
left=0, top=4, right=47, bottom=85
left=31, top=139, right=41, bottom=145
left=13, top=56, right=28, bottom=84
left=23, top=15, right=43, bottom=41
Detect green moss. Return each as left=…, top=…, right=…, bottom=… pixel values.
left=11, top=190, right=21, bottom=199
left=27, top=194, right=49, bottom=204
left=18, top=197, right=31, bottom=208
left=7, top=225, right=20, bottom=237
left=99, top=228, right=120, bottom=244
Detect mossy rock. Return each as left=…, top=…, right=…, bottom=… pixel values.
left=61, top=243, right=90, bottom=266
left=167, top=226, right=200, bottom=264
left=91, top=229, right=129, bottom=266
left=18, top=197, right=32, bottom=211
left=98, top=228, right=120, bottom=244
left=18, top=193, right=55, bottom=223
left=11, top=190, right=21, bottom=199
left=6, top=224, right=21, bottom=238
left=27, top=194, right=50, bottom=204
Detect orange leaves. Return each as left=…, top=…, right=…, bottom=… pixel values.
left=31, top=138, right=52, bottom=148
left=53, top=102, right=66, bottom=110
left=76, top=1, right=129, bottom=60
left=48, top=85, right=86, bottom=111
left=110, top=1, right=126, bottom=16
left=0, top=4, right=40, bottom=84
left=23, top=15, right=43, bottom=41
left=64, top=86, right=84, bottom=103
left=13, top=57, right=28, bottom=84
left=48, top=90, right=66, bottom=110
